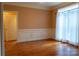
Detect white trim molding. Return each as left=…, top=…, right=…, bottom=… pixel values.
left=17, top=28, right=52, bottom=42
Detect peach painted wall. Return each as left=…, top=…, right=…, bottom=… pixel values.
left=51, top=9, right=57, bottom=29
left=50, top=9, right=57, bottom=38
left=3, top=4, right=51, bottom=29
left=3, top=4, right=52, bottom=42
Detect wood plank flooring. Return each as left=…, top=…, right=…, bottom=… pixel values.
left=5, top=39, right=79, bottom=56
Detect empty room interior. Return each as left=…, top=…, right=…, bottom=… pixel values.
left=3, top=2, right=79, bottom=56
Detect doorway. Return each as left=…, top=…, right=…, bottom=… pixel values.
left=3, top=11, right=17, bottom=41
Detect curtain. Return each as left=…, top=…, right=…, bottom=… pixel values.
left=68, top=8, right=79, bottom=45
left=56, top=6, right=79, bottom=45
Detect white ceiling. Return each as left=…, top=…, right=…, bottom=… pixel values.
left=3, top=2, right=62, bottom=10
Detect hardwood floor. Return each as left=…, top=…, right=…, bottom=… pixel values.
left=5, top=39, right=79, bottom=56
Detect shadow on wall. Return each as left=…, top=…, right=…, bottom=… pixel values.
left=0, top=32, right=1, bottom=56
left=0, top=2, right=2, bottom=56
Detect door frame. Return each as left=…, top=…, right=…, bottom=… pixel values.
left=3, top=11, right=18, bottom=41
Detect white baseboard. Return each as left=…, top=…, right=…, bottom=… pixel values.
left=17, top=28, right=52, bottom=42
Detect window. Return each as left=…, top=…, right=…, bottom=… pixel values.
left=56, top=3, right=79, bottom=45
